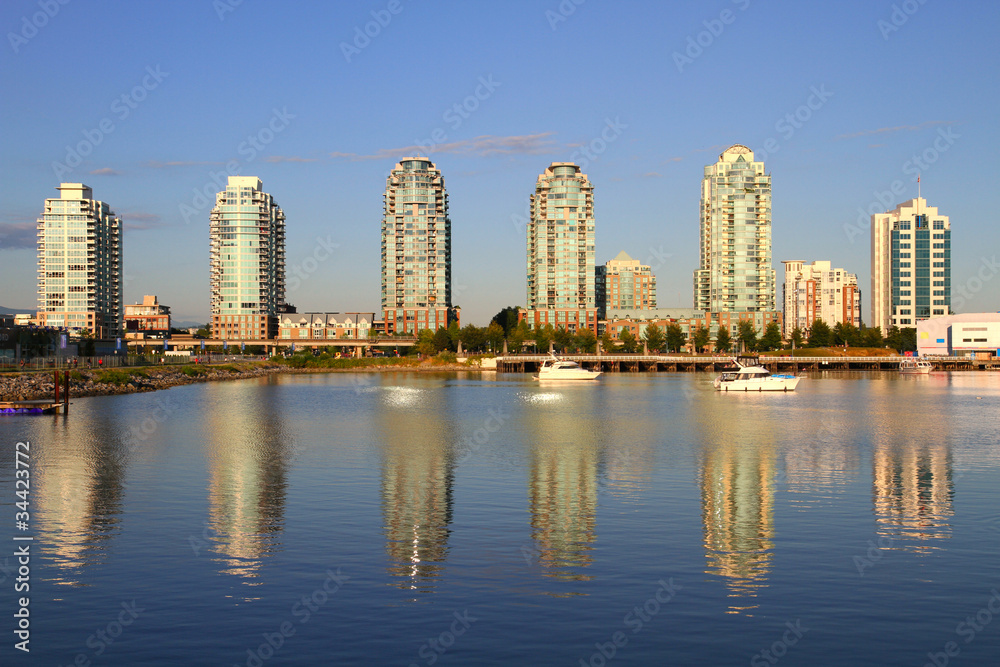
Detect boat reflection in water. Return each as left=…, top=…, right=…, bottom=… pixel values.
left=204, top=379, right=290, bottom=593
left=697, top=397, right=778, bottom=614
left=378, top=378, right=455, bottom=595
left=524, top=386, right=601, bottom=586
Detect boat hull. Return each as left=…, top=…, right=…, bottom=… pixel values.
left=535, top=369, right=602, bottom=381
left=714, top=376, right=800, bottom=391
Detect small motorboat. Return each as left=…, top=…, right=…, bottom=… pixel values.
left=899, top=357, right=933, bottom=374
left=713, top=357, right=801, bottom=392
left=535, top=355, right=601, bottom=381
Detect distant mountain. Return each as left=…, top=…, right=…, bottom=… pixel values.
left=0, top=306, right=33, bottom=315
left=173, top=320, right=207, bottom=330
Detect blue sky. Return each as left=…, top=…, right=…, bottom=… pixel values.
left=2, top=0, right=998, bottom=325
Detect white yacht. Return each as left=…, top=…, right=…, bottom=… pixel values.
left=899, top=357, right=933, bottom=374
left=714, top=357, right=801, bottom=392
left=535, top=355, right=602, bottom=381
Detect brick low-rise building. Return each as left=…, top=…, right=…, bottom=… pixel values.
left=124, top=295, right=171, bottom=339
left=279, top=312, right=377, bottom=341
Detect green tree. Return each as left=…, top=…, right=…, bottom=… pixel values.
left=736, top=320, right=758, bottom=352
left=509, top=320, right=530, bottom=353
left=715, top=326, right=732, bottom=354
left=665, top=323, right=687, bottom=353
left=691, top=325, right=710, bottom=354
left=485, top=322, right=505, bottom=352
left=832, top=321, right=860, bottom=347
left=459, top=324, right=486, bottom=352
left=533, top=324, right=555, bottom=353
left=861, top=325, right=883, bottom=348
left=899, top=327, right=917, bottom=352
left=574, top=327, right=597, bottom=353
left=195, top=327, right=211, bottom=339
left=789, top=327, right=805, bottom=349
left=619, top=327, right=638, bottom=353
left=600, top=330, right=617, bottom=353
left=490, top=306, right=520, bottom=336
left=447, top=321, right=461, bottom=351
left=553, top=326, right=573, bottom=353
left=807, top=319, right=832, bottom=348
left=759, top=321, right=782, bottom=351
left=642, top=323, right=665, bottom=353
left=433, top=326, right=451, bottom=352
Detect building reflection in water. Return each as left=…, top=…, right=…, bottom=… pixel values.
left=377, top=381, right=455, bottom=594
left=870, top=387, right=954, bottom=549
left=33, top=412, right=129, bottom=587
left=523, top=388, right=601, bottom=583
left=205, top=380, right=289, bottom=589
left=697, top=398, right=777, bottom=613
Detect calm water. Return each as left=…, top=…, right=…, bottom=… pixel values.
left=1, top=371, right=999, bottom=666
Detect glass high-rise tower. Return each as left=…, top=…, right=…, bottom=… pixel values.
left=694, top=145, right=775, bottom=313
left=36, top=183, right=122, bottom=338
left=525, top=162, right=597, bottom=333
left=209, top=176, right=286, bottom=340
left=381, top=157, right=455, bottom=334
left=871, top=197, right=950, bottom=331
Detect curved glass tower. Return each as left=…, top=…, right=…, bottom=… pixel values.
left=525, top=162, right=597, bottom=333
left=381, top=158, right=455, bottom=334
left=209, top=176, right=286, bottom=340
left=694, top=145, right=775, bottom=313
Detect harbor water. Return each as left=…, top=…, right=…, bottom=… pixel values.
left=1, top=371, right=999, bottom=665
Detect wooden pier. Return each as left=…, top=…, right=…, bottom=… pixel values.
left=0, top=370, right=71, bottom=415
left=494, top=354, right=979, bottom=374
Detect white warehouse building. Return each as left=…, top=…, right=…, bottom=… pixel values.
left=916, top=313, right=1000, bottom=357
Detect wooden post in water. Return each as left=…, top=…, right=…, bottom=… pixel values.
left=64, top=370, right=70, bottom=414
left=54, top=370, right=59, bottom=404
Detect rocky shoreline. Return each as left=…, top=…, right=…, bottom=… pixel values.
left=0, top=361, right=488, bottom=402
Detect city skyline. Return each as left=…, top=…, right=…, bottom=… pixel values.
left=2, top=1, right=998, bottom=325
